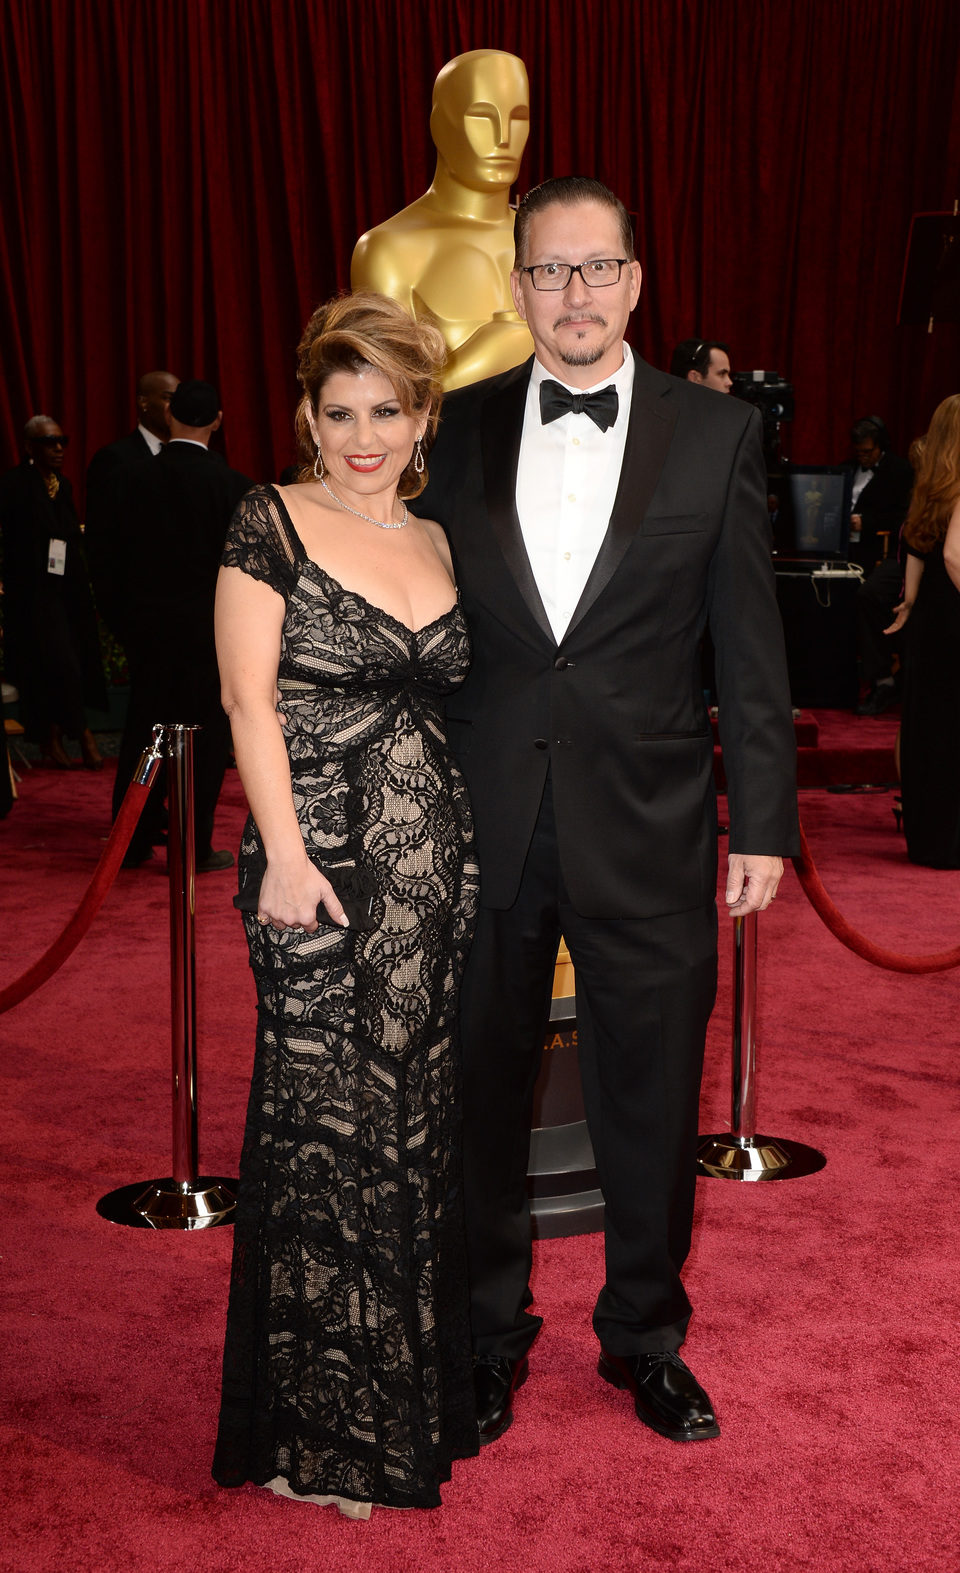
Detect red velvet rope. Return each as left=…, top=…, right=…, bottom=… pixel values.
left=0, top=776, right=153, bottom=1014
left=792, top=821, right=960, bottom=974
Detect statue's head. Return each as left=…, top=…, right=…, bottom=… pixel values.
left=430, top=49, right=529, bottom=194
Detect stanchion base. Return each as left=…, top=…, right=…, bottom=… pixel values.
left=96, top=1176, right=237, bottom=1229
left=697, top=1133, right=826, bottom=1182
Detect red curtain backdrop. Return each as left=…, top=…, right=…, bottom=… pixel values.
left=1, top=0, right=959, bottom=489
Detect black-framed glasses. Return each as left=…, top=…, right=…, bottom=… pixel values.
left=519, top=258, right=628, bottom=291
left=31, top=433, right=69, bottom=447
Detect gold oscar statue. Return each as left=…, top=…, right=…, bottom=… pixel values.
left=351, top=48, right=534, bottom=389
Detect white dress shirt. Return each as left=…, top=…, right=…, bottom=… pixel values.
left=850, top=464, right=874, bottom=510
left=138, top=423, right=164, bottom=455
left=516, top=347, right=635, bottom=643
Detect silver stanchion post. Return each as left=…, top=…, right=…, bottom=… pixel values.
left=697, top=912, right=826, bottom=1181
left=98, top=724, right=237, bottom=1229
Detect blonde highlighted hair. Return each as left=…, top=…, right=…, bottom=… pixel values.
left=903, top=393, right=960, bottom=552
left=294, top=292, right=446, bottom=498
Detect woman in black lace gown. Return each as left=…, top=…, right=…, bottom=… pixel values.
left=886, top=396, right=960, bottom=867
left=212, top=294, right=478, bottom=1515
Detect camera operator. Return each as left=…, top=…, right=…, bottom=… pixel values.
left=848, top=416, right=914, bottom=715
left=669, top=339, right=733, bottom=392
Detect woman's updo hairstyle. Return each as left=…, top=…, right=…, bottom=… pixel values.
left=295, top=291, right=447, bottom=499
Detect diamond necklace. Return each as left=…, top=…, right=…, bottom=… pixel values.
left=319, top=475, right=407, bottom=530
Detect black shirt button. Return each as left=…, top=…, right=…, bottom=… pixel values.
left=534, top=738, right=548, bottom=750
left=554, top=656, right=568, bottom=670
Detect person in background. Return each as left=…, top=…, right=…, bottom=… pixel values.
left=84, top=370, right=179, bottom=647
left=0, top=416, right=105, bottom=768
left=884, top=395, right=960, bottom=866
left=114, top=381, right=250, bottom=870
left=669, top=338, right=733, bottom=392
left=848, top=415, right=914, bottom=714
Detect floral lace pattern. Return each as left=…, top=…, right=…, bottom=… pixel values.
left=213, top=486, right=479, bottom=1508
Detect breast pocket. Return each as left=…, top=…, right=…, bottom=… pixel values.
left=642, top=513, right=708, bottom=536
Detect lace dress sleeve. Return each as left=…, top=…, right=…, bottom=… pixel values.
left=221, top=484, right=300, bottom=601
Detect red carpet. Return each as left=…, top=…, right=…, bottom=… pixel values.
left=1, top=728, right=958, bottom=1573
left=714, top=707, right=900, bottom=790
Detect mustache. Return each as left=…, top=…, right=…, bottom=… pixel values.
left=553, top=311, right=607, bottom=330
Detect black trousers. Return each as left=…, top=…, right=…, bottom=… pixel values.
left=857, top=556, right=903, bottom=688
left=459, top=778, right=718, bottom=1360
left=113, top=643, right=230, bottom=861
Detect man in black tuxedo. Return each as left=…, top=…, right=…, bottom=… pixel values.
left=416, top=177, right=799, bottom=1446
left=115, top=380, right=251, bottom=869
left=84, top=370, right=179, bottom=644
left=847, top=417, right=914, bottom=714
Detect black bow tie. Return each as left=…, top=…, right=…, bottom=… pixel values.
left=539, top=380, right=619, bottom=432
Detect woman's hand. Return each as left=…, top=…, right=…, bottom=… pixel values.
left=884, top=600, right=913, bottom=634
left=256, top=856, right=348, bottom=934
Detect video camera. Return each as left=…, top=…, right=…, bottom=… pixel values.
left=732, top=370, right=794, bottom=465
left=731, top=370, right=795, bottom=423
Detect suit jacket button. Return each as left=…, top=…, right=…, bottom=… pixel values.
left=534, top=738, right=548, bottom=750
left=554, top=656, right=568, bottom=670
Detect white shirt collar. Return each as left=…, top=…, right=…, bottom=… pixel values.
left=138, top=423, right=164, bottom=455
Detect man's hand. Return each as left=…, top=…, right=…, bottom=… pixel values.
left=725, top=854, right=783, bottom=915
left=884, top=599, right=913, bottom=635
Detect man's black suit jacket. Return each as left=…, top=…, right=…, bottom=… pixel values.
left=84, top=428, right=158, bottom=637
left=127, top=441, right=251, bottom=663
left=849, top=451, right=914, bottom=573
left=416, top=352, right=799, bottom=920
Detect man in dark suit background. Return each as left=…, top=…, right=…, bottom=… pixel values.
left=847, top=416, right=914, bottom=714
left=84, top=370, right=179, bottom=645
left=417, top=176, right=799, bottom=1447
left=848, top=416, right=914, bottom=578
left=115, top=380, right=251, bottom=870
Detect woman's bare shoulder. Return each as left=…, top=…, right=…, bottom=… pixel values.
left=417, top=514, right=454, bottom=574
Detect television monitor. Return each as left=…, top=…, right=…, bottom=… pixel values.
left=781, top=466, right=852, bottom=560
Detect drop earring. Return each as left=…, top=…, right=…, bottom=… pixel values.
left=313, top=446, right=325, bottom=481
left=414, top=438, right=424, bottom=475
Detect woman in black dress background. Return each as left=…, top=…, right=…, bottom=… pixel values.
left=887, top=394, right=960, bottom=867
left=212, top=294, right=478, bottom=1515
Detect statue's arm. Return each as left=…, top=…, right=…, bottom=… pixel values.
left=436, top=316, right=534, bottom=389
left=350, top=230, right=416, bottom=313
left=351, top=227, right=533, bottom=386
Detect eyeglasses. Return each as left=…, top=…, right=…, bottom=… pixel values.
left=31, top=433, right=69, bottom=447
left=518, top=259, right=628, bottom=291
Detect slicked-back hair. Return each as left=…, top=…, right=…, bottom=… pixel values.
left=514, top=176, right=635, bottom=267
left=295, top=291, right=446, bottom=498
left=669, top=339, right=730, bottom=380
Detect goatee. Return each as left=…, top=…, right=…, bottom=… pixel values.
left=559, top=345, right=606, bottom=367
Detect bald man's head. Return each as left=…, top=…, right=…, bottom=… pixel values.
left=136, top=370, right=179, bottom=439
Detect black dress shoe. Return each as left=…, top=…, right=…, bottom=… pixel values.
left=474, top=1354, right=529, bottom=1446
left=121, top=843, right=154, bottom=869
left=598, top=1349, right=719, bottom=1442
left=196, top=849, right=235, bottom=873
left=855, top=683, right=897, bottom=716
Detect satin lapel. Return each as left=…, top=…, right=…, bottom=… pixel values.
left=565, top=354, right=680, bottom=638
left=480, top=361, right=555, bottom=644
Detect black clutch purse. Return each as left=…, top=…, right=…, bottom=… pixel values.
left=233, top=855, right=379, bottom=931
